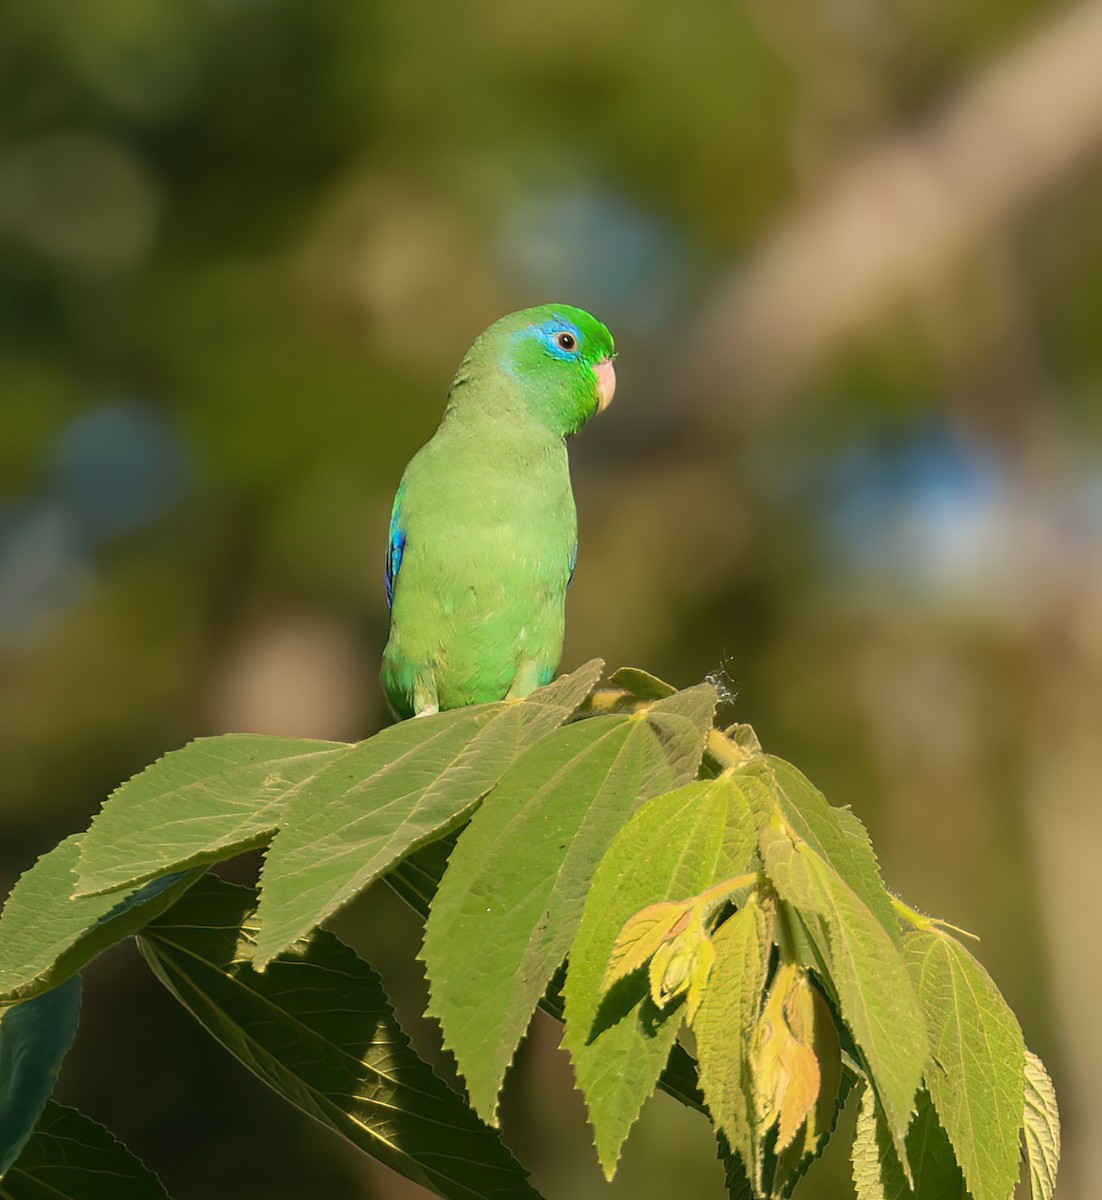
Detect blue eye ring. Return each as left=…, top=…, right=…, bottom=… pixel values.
left=538, top=318, right=584, bottom=360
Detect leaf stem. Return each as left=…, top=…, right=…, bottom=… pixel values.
left=889, top=896, right=980, bottom=942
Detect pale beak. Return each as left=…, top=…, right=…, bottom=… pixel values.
left=594, top=357, right=616, bottom=412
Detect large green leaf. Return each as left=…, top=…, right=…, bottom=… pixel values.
left=694, top=898, right=770, bottom=1184
left=851, top=1085, right=966, bottom=1200
left=905, top=929, right=1025, bottom=1200
left=761, top=828, right=926, bottom=1161
left=0, top=1103, right=171, bottom=1199
left=138, top=875, right=543, bottom=1200
left=0, top=977, right=81, bottom=1176
left=252, top=661, right=603, bottom=967
left=563, top=774, right=760, bottom=1178
left=75, top=735, right=348, bottom=896
left=0, top=837, right=202, bottom=1006
left=389, top=839, right=710, bottom=1118
left=1022, top=1049, right=1059, bottom=1200
left=764, top=758, right=899, bottom=941
left=423, top=685, right=714, bottom=1122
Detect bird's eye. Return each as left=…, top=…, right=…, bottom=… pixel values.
left=556, top=332, right=577, bottom=352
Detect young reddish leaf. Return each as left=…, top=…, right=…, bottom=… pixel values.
left=646, top=907, right=715, bottom=1020
left=751, top=963, right=821, bottom=1154
left=602, top=901, right=691, bottom=991
left=785, top=972, right=841, bottom=1138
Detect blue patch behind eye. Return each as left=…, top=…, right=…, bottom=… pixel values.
left=538, top=316, right=584, bottom=360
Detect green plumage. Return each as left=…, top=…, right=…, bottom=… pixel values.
left=381, top=304, right=616, bottom=718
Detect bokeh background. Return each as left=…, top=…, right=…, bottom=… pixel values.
left=2, top=1, right=1100, bottom=1196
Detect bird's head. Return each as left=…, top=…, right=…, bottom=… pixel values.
left=456, top=304, right=616, bottom=438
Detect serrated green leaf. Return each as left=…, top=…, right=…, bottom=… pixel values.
left=761, top=830, right=926, bottom=1162
left=852, top=1084, right=966, bottom=1200
left=563, top=774, right=760, bottom=1178
left=905, top=929, right=1025, bottom=1200
left=852, top=1083, right=902, bottom=1200
left=1023, top=1049, right=1059, bottom=1200
left=0, top=978, right=81, bottom=1176
left=694, top=898, right=771, bottom=1186
left=717, top=1133, right=755, bottom=1200
left=387, top=835, right=710, bottom=1119
left=765, top=758, right=899, bottom=941
left=607, top=666, right=678, bottom=699
left=423, top=686, right=713, bottom=1123
left=138, top=875, right=544, bottom=1200
left=0, top=1103, right=171, bottom=1199
left=0, top=837, right=203, bottom=1007
left=252, top=661, right=603, bottom=968
left=655, top=1042, right=707, bottom=1113
left=75, top=735, right=349, bottom=897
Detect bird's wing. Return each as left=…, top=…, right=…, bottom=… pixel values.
left=385, top=487, right=407, bottom=610
left=567, top=539, right=578, bottom=587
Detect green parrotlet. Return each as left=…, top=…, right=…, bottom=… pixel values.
left=381, top=304, right=616, bottom=718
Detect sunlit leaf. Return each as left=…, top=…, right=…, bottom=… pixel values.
left=0, top=1103, right=171, bottom=1199
left=905, top=929, right=1025, bottom=1200
left=851, top=1084, right=966, bottom=1200
left=138, top=875, right=544, bottom=1200
left=75, top=735, right=348, bottom=896
left=0, top=837, right=202, bottom=1007
left=0, top=978, right=81, bottom=1176
left=607, top=666, right=678, bottom=699
left=253, top=661, right=603, bottom=967
left=852, top=1083, right=906, bottom=1200
left=387, top=834, right=711, bottom=1119
left=563, top=773, right=759, bottom=1177
left=423, top=685, right=714, bottom=1122
left=765, top=758, right=899, bottom=940
left=761, top=828, right=926, bottom=1161
left=1022, top=1049, right=1059, bottom=1200
left=694, top=898, right=771, bottom=1186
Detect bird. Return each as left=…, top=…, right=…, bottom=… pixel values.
left=381, top=304, right=616, bottom=719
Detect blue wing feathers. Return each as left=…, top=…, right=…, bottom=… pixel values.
left=567, top=540, right=578, bottom=587
left=386, top=493, right=406, bottom=610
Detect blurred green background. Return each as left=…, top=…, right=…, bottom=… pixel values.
left=2, top=0, right=1100, bottom=1196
